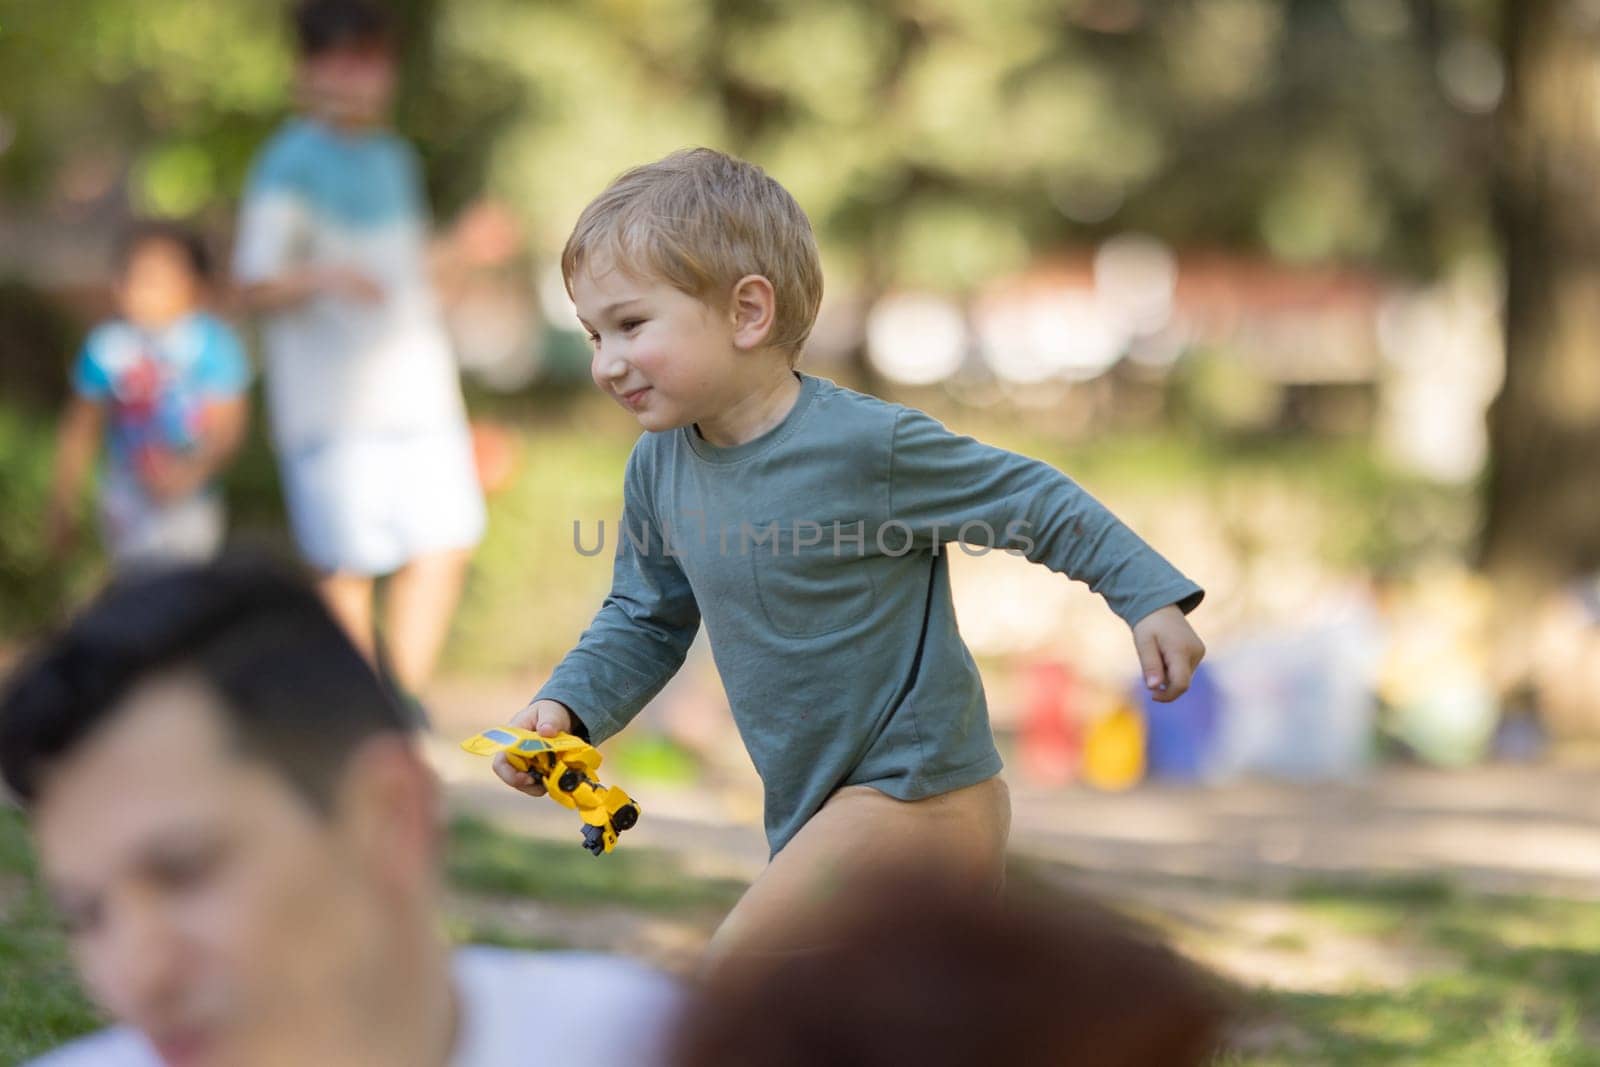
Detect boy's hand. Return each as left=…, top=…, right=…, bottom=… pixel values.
left=491, top=699, right=574, bottom=797
left=1131, top=605, right=1206, bottom=703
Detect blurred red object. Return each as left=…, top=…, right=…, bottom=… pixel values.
left=469, top=420, right=519, bottom=495
left=1019, top=658, right=1081, bottom=786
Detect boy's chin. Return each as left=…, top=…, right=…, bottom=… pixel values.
left=634, top=410, right=690, bottom=432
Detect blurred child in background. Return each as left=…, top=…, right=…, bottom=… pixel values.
left=233, top=0, right=485, bottom=699
left=46, top=221, right=250, bottom=570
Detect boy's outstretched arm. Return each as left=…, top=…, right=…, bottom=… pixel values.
left=493, top=446, right=700, bottom=797
left=888, top=408, right=1205, bottom=697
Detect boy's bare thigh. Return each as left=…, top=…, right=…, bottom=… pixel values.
left=707, top=775, right=1011, bottom=961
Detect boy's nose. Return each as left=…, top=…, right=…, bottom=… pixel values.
left=592, top=350, right=629, bottom=383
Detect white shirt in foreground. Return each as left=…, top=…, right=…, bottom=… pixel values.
left=27, top=946, right=684, bottom=1067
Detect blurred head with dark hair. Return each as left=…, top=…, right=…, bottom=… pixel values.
left=292, top=0, right=396, bottom=129
left=114, top=220, right=212, bottom=332
left=673, top=866, right=1230, bottom=1067
left=0, top=553, right=450, bottom=1066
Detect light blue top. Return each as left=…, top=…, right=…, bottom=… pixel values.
left=536, top=374, right=1204, bottom=853
left=233, top=118, right=466, bottom=452
left=26, top=946, right=681, bottom=1067
left=242, top=117, right=424, bottom=229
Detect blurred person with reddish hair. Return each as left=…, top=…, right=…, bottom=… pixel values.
left=233, top=0, right=484, bottom=702
left=46, top=221, right=251, bottom=570
left=672, top=865, right=1229, bottom=1067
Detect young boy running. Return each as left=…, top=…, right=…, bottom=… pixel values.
left=495, top=148, right=1206, bottom=956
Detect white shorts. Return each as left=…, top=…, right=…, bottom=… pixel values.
left=280, top=428, right=487, bottom=576
left=99, top=478, right=225, bottom=570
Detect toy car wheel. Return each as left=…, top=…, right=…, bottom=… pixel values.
left=612, top=803, right=639, bottom=832
left=557, top=769, right=582, bottom=793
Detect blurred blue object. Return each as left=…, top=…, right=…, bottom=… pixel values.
left=1136, top=664, right=1220, bottom=782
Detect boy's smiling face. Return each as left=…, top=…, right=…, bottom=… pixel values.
left=572, top=257, right=745, bottom=435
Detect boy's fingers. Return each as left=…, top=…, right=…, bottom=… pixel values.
left=534, top=705, right=569, bottom=737
left=1135, top=629, right=1167, bottom=694
left=1160, top=641, right=1195, bottom=701
left=491, top=752, right=547, bottom=796
left=1149, top=635, right=1204, bottom=703
left=490, top=752, right=521, bottom=785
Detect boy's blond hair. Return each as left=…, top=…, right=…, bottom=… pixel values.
left=561, top=148, right=824, bottom=359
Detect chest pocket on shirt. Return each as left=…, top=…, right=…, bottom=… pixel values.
left=747, top=520, right=876, bottom=639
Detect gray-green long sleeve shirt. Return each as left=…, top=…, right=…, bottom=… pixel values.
left=536, top=374, right=1203, bottom=854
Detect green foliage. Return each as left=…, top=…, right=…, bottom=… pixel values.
left=0, top=0, right=1501, bottom=285
left=0, top=406, right=99, bottom=638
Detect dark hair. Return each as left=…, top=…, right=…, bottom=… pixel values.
left=116, top=220, right=213, bottom=283
left=673, top=866, right=1230, bottom=1067
left=293, top=0, right=393, bottom=57
left=0, top=553, right=410, bottom=809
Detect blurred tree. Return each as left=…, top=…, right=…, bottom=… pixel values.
left=0, top=0, right=1500, bottom=280
left=445, top=0, right=1497, bottom=278
left=1482, top=0, right=1600, bottom=600
left=0, top=0, right=1519, bottom=427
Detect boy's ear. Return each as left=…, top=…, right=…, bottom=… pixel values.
left=729, top=275, right=777, bottom=351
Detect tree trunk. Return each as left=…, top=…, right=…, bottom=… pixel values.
left=1482, top=0, right=1600, bottom=608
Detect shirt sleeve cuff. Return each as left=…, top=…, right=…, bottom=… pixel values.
left=531, top=685, right=619, bottom=745
left=1115, top=580, right=1206, bottom=628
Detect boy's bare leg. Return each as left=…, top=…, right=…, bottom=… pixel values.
left=706, top=775, right=1012, bottom=964
left=383, top=546, right=472, bottom=695
left=320, top=572, right=376, bottom=664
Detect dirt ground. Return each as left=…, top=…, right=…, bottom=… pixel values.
left=424, top=676, right=1600, bottom=989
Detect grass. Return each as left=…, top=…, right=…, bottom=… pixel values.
left=1231, top=877, right=1600, bottom=1064
left=446, top=813, right=746, bottom=913
left=0, top=808, right=101, bottom=1066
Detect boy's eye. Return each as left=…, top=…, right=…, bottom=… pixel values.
left=620, top=319, right=645, bottom=333
left=585, top=332, right=600, bottom=346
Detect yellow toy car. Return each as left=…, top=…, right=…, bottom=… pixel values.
left=459, top=727, right=641, bottom=855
